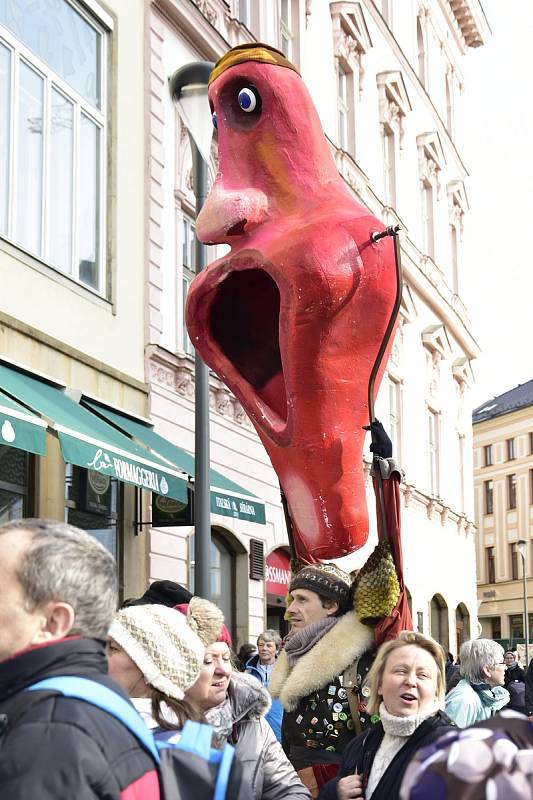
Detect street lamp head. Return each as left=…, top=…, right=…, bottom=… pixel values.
left=169, top=61, right=215, bottom=164
left=517, top=539, right=527, bottom=559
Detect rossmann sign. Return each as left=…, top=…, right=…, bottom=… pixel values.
left=266, top=548, right=291, bottom=596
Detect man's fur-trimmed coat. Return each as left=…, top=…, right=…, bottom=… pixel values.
left=270, top=610, right=373, bottom=711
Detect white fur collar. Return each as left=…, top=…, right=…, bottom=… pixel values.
left=269, top=610, right=374, bottom=711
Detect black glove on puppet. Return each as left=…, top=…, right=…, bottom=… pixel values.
left=363, top=419, right=393, bottom=459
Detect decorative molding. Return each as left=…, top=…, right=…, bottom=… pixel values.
left=191, top=0, right=218, bottom=26
left=417, top=132, right=445, bottom=191
left=452, top=356, right=473, bottom=389
left=331, top=2, right=372, bottom=96
left=421, top=324, right=452, bottom=359
left=447, top=180, right=468, bottom=231
left=147, top=348, right=255, bottom=429
left=448, top=0, right=485, bottom=48
left=377, top=71, right=411, bottom=148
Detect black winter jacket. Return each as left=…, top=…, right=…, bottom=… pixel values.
left=318, top=711, right=455, bottom=800
left=0, top=637, right=160, bottom=800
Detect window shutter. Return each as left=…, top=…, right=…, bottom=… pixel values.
left=249, top=539, right=265, bottom=580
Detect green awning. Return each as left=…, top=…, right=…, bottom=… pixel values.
left=0, top=389, right=47, bottom=456
left=84, top=400, right=267, bottom=525
left=0, top=364, right=188, bottom=502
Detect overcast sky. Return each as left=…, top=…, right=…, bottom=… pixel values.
left=461, top=0, right=533, bottom=407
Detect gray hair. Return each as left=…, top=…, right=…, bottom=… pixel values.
left=257, top=629, right=282, bottom=650
left=0, top=519, right=118, bottom=639
left=459, top=638, right=504, bottom=683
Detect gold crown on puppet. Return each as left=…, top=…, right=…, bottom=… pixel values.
left=355, top=541, right=400, bottom=624
left=209, top=42, right=301, bottom=86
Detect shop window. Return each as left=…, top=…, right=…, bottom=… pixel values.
left=210, top=531, right=235, bottom=639
left=509, top=613, right=523, bottom=641
left=490, top=616, right=501, bottom=640
left=430, top=594, right=449, bottom=649
left=0, top=0, right=107, bottom=291
left=455, top=603, right=470, bottom=652
left=486, top=546, right=495, bottom=584
left=0, top=445, right=31, bottom=522
left=65, top=464, right=119, bottom=558
left=484, top=480, right=494, bottom=515
left=484, top=444, right=493, bottom=467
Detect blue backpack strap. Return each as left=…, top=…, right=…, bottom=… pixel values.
left=27, top=676, right=160, bottom=764
left=175, top=720, right=214, bottom=761
left=213, top=743, right=235, bottom=800
left=175, top=720, right=235, bottom=800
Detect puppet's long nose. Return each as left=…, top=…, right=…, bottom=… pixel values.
left=196, top=182, right=270, bottom=244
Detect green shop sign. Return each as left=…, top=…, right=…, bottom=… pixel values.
left=58, top=432, right=188, bottom=503
left=211, top=489, right=266, bottom=524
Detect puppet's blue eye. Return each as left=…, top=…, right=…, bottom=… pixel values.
left=238, top=88, right=257, bottom=112
left=212, top=112, right=217, bottom=129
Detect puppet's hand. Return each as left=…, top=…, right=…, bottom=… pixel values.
left=363, top=419, right=392, bottom=459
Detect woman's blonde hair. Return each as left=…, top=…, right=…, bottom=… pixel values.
left=366, top=631, right=446, bottom=715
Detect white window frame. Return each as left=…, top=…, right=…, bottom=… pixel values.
left=180, top=210, right=196, bottom=358
left=428, top=408, right=440, bottom=497
left=280, top=0, right=294, bottom=61
left=0, top=0, right=108, bottom=294
left=337, top=62, right=349, bottom=151
left=382, top=125, right=396, bottom=208
left=421, top=180, right=434, bottom=259
left=387, top=375, right=402, bottom=462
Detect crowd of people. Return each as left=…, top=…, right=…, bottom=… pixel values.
left=0, top=517, right=532, bottom=799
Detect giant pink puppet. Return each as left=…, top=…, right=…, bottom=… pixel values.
left=186, top=44, right=398, bottom=563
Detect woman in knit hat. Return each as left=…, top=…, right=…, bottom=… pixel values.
left=184, top=638, right=310, bottom=799
left=107, top=597, right=223, bottom=740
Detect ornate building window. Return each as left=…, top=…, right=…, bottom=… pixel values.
left=484, top=480, right=494, bottom=515
left=447, top=181, right=467, bottom=293
left=337, top=62, right=350, bottom=151
left=417, top=133, right=445, bottom=260
left=428, top=408, right=440, bottom=497
left=331, top=3, right=372, bottom=159
left=417, top=14, right=427, bottom=87
left=280, top=0, right=299, bottom=65
left=180, top=212, right=196, bottom=358
left=445, top=70, right=455, bottom=136
left=0, top=0, right=108, bottom=292
left=377, top=72, right=410, bottom=210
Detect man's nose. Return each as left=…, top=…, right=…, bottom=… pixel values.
left=287, top=600, right=297, bottom=613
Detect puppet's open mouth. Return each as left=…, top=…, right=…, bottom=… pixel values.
left=209, top=268, right=288, bottom=427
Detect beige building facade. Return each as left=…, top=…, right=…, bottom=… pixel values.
left=0, top=0, right=153, bottom=598
left=145, top=0, right=487, bottom=651
left=474, top=381, right=533, bottom=648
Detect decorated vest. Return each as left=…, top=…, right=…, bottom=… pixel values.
left=282, top=650, right=375, bottom=766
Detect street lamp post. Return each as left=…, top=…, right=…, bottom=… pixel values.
left=169, top=61, right=214, bottom=600
left=517, top=539, right=529, bottom=666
